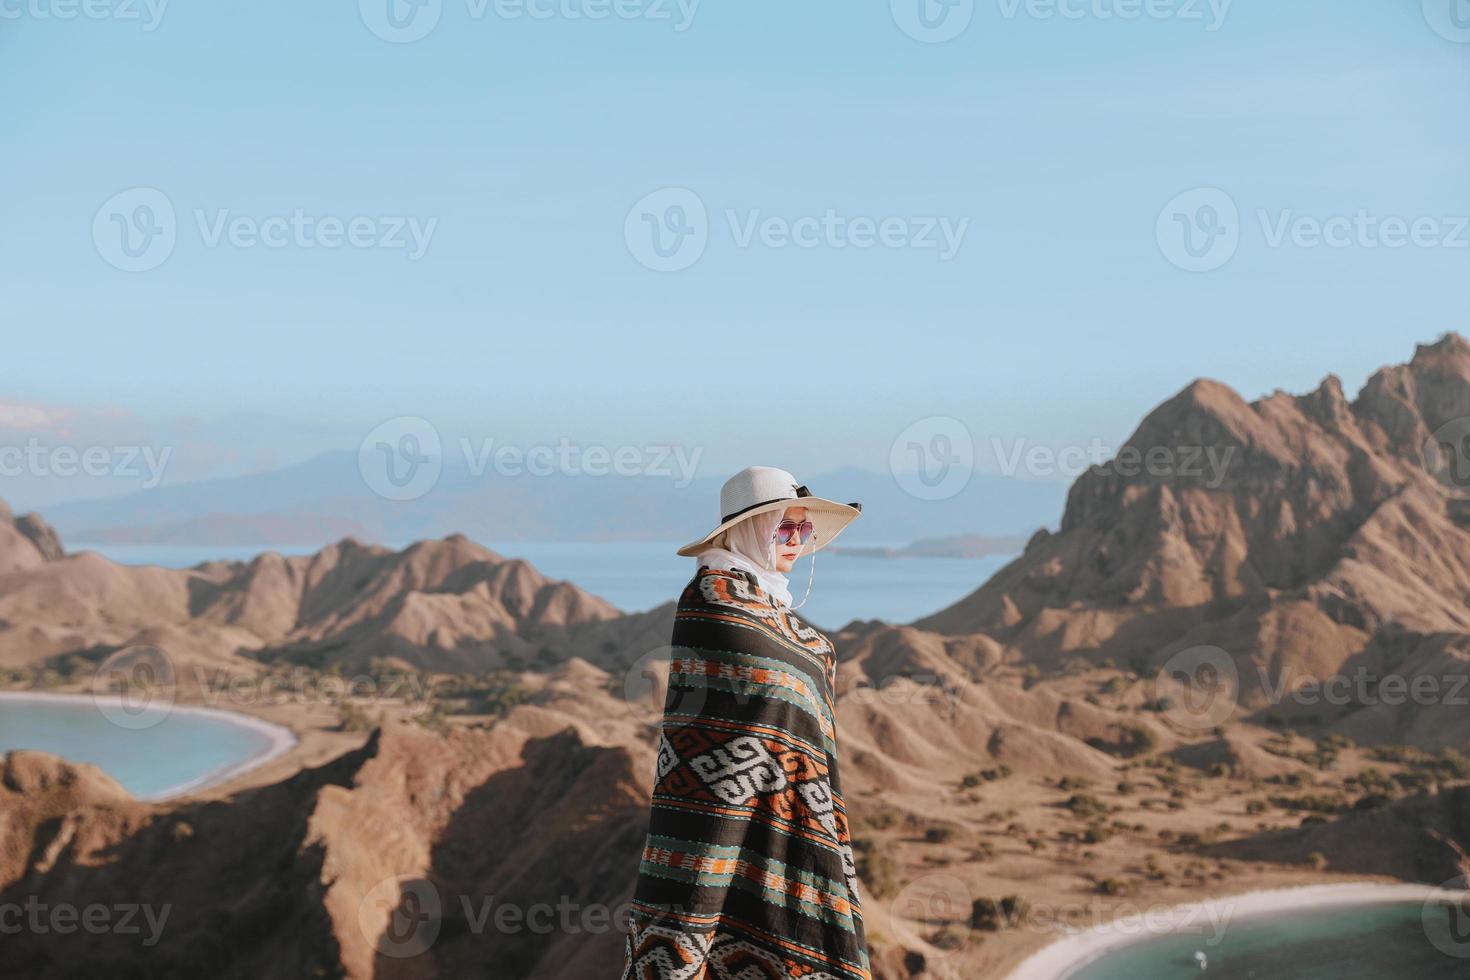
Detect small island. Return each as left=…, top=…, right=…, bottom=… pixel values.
left=830, top=532, right=1037, bottom=560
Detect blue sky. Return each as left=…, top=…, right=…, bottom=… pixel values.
left=1, top=0, right=1467, bottom=506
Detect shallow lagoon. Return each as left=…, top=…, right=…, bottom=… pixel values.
left=0, top=693, right=294, bottom=800
left=1066, top=899, right=1469, bottom=979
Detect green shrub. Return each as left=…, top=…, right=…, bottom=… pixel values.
left=336, top=702, right=375, bottom=732
left=1066, top=794, right=1108, bottom=819
left=924, top=826, right=957, bottom=844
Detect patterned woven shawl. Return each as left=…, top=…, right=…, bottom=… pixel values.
left=622, top=567, right=870, bottom=980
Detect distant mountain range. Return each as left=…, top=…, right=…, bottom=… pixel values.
left=40, top=459, right=1068, bottom=549
left=0, top=511, right=654, bottom=676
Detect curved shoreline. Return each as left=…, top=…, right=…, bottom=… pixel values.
left=0, top=690, right=298, bottom=802
left=1005, top=882, right=1467, bottom=979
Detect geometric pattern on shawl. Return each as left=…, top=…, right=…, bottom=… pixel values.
left=623, top=568, right=870, bottom=980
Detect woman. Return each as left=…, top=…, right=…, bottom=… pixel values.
left=621, top=466, right=871, bottom=980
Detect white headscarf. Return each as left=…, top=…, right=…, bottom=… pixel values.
left=693, top=509, right=818, bottom=610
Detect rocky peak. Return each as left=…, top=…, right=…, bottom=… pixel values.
left=13, top=513, right=64, bottom=561
left=921, top=335, right=1470, bottom=662
left=1297, top=374, right=1354, bottom=429
left=1355, top=332, right=1470, bottom=451
left=0, top=499, right=64, bottom=571
left=1414, top=330, right=1470, bottom=361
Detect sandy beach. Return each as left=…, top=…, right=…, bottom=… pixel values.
left=1005, top=882, right=1466, bottom=979
left=0, top=689, right=300, bottom=801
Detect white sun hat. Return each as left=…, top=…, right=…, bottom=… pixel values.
left=676, top=466, right=862, bottom=558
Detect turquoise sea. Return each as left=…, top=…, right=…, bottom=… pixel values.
left=74, top=541, right=1014, bottom=631
left=0, top=695, right=288, bottom=800
left=1067, top=901, right=1469, bottom=979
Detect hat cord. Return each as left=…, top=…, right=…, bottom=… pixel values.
left=790, top=534, right=817, bottom=610
left=762, top=526, right=817, bottom=611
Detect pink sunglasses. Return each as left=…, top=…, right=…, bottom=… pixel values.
left=773, top=520, right=815, bottom=545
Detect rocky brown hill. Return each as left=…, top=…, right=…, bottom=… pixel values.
left=0, top=721, right=650, bottom=980
left=0, top=527, right=623, bottom=676
left=1208, top=783, right=1470, bottom=885
left=917, top=333, right=1470, bottom=743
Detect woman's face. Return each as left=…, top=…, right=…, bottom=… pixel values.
left=772, top=506, right=809, bottom=573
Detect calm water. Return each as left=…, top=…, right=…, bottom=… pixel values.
left=1068, top=902, right=1467, bottom=979
left=76, top=541, right=1013, bottom=631
left=0, top=695, right=287, bottom=800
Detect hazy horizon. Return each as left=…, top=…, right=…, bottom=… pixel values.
left=5, top=331, right=1465, bottom=514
